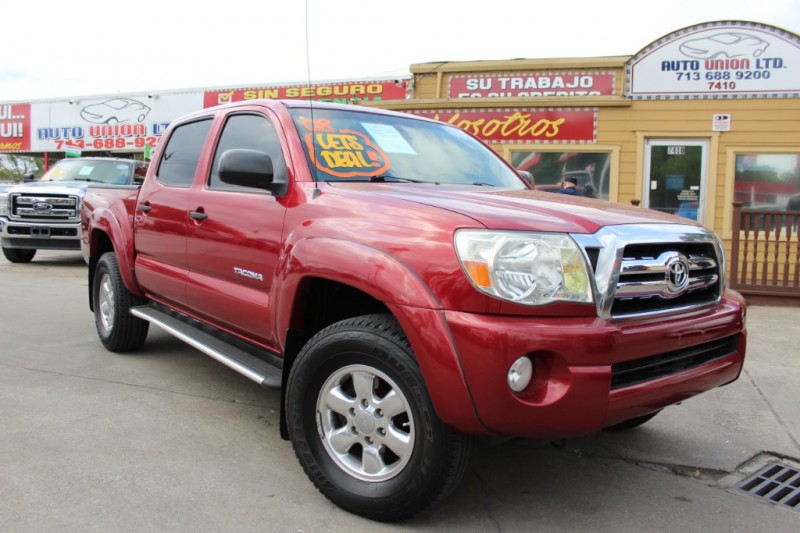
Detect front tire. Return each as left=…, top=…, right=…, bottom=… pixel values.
left=2, top=247, right=36, bottom=263
left=93, top=252, right=149, bottom=352
left=286, top=314, right=473, bottom=522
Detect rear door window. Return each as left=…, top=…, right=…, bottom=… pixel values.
left=156, top=119, right=213, bottom=187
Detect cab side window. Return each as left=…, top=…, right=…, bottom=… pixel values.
left=156, top=118, right=213, bottom=187
left=208, top=114, right=288, bottom=191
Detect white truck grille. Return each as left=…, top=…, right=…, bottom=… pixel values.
left=10, top=193, right=80, bottom=221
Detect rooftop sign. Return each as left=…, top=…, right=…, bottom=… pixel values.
left=627, top=21, right=800, bottom=99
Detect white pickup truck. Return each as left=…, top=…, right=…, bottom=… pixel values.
left=0, top=157, right=145, bottom=262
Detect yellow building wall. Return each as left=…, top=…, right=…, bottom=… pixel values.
left=376, top=59, right=800, bottom=243
left=598, top=98, right=800, bottom=240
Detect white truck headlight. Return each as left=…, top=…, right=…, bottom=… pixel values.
left=455, top=230, right=593, bottom=305
left=0, top=193, right=8, bottom=217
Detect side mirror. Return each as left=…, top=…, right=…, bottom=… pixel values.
left=219, top=149, right=287, bottom=196
left=23, top=172, right=36, bottom=182
left=517, top=170, right=534, bottom=187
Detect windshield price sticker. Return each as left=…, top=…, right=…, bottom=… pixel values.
left=299, top=116, right=391, bottom=178
left=362, top=123, right=416, bottom=154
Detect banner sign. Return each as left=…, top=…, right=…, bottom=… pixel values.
left=203, top=79, right=409, bottom=108
left=409, top=108, right=597, bottom=143
left=627, top=21, right=800, bottom=99
left=449, top=73, right=615, bottom=98
left=29, top=94, right=201, bottom=153
left=0, top=103, right=31, bottom=152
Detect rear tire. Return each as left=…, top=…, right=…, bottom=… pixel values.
left=2, top=247, right=36, bottom=263
left=286, top=314, right=473, bottom=522
left=93, top=252, right=149, bottom=352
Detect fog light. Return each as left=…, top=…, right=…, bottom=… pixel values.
left=507, top=356, right=533, bottom=392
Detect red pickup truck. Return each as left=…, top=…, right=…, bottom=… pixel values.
left=81, top=99, right=746, bottom=521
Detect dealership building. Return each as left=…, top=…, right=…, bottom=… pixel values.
left=2, top=20, right=799, bottom=296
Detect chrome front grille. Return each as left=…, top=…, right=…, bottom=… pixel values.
left=11, top=193, right=79, bottom=221
left=612, top=243, right=722, bottom=317
left=572, top=224, right=725, bottom=320
left=617, top=251, right=718, bottom=299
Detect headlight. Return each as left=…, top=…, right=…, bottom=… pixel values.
left=454, top=229, right=593, bottom=306
left=0, top=193, right=8, bottom=217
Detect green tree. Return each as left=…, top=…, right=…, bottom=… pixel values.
left=0, top=155, right=44, bottom=182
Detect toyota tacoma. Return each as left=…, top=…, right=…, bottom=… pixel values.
left=80, top=99, right=746, bottom=521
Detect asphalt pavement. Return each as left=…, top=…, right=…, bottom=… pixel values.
left=1, top=250, right=798, bottom=531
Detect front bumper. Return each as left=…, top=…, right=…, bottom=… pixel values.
left=441, top=298, right=746, bottom=439
left=0, top=218, right=81, bottom=250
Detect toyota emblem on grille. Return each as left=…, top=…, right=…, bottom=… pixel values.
left=33, top=202, right=54, bottom=213
left=665, top=254, right=690, bottom=296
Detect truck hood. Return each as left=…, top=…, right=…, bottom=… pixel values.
left=335, top=183, right=696, bottom=234
left=3, top=181, right=91, bottom=196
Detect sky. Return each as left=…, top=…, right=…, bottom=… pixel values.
left=2, top=0, right=799, bottom=102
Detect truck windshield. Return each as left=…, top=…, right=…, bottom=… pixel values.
left=289, top=108, right=526, bottom=189
left=41, top=159, right=134, bottom=185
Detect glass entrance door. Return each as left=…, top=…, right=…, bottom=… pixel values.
left=644, top=139, right=708, bottom=223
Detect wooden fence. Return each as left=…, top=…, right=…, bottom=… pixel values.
left=730, top=202, right=800, bottom=297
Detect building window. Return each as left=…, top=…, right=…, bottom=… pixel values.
left=510, top=151, right=611, bottom=200
left=734, top=153, right=800, bottom=210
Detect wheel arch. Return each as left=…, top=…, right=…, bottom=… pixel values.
left=86, top=219, right=142, bottom=311
left=275, top=237, right=484, bottom=439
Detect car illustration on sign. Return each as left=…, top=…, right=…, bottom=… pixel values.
left=80, top=98, right=151, bottom=124
left=679, top=32, right=769, bottom=59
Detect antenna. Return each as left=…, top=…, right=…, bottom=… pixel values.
left=305, top=0, right=321, bottom=199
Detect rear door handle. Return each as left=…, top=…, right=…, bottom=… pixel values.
left=139, top=204, right=151, bottom=212
left=189, top=211, right=208, bottom=221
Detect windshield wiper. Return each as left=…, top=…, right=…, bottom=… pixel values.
left=471, top=182, right=496, bottom=187
left=369, top=175, right=421, bottom=183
